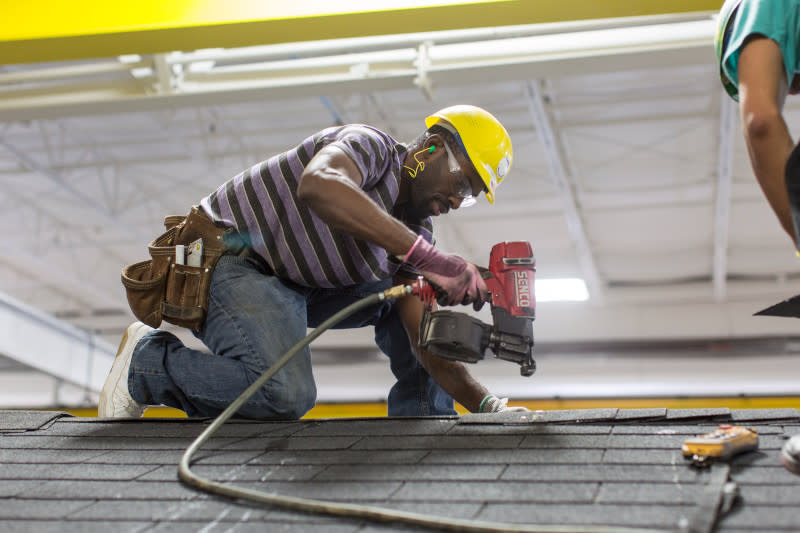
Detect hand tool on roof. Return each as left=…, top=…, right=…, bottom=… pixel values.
left=682, top=425, right=759, bottom=468
left=410, top=241, right=536, bottom=376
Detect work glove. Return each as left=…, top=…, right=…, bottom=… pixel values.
left=479, top=394, right=531, bottom=414
left=404, top=236, right=488, bottom=307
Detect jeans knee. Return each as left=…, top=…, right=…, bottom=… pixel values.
left=245, top=379, right=316, bottom=420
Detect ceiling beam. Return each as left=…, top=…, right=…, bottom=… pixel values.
left=524, top=79, right=605, bottom=303
left=0, top=18, right=716, bottom=122
left=712, top=92, right=736, bottom=302
left=0, top=291, right=115, bottom=392
left=0, top=239, right=127, bottom=311
left=0, top=1, right=721, bottom=64
left=0, top=137, right=146, bottom=241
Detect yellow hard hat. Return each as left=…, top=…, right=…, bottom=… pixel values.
left=425, top=104, right=513, bottom=204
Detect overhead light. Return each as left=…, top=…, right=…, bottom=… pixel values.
left=130, top=67, right=154, bottom=79
left=536, top=278, right=589, bottom=302
left=117, top=54, right=142, bottom=64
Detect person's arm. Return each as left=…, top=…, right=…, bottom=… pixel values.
left=297, top=145, right=418, bottom=256
left=392, top=273, right=489, bottom=412
left=737, top=36, right=797, bottom=243
left=299, top=144, right=487, bottom=306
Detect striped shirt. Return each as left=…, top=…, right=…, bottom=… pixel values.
left=199, top=125, right=433, bottom=288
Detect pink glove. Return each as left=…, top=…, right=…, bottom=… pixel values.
left=404, top=236, right=488, bottom=307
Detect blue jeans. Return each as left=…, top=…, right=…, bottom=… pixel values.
left=128, top=255, right=456, bottom=419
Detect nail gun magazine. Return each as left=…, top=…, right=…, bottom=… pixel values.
left=414, top=241, right=536, bottom=376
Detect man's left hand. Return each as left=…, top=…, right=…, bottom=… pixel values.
left=479, top=394, right=531, bottom=413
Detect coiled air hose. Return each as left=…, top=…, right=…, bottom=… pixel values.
left=178, top=284, right=666, bottom=533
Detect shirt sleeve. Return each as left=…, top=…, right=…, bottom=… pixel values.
left=722, top=0, right=800, bottom=100
left=327, top=126, right=393, bottom=191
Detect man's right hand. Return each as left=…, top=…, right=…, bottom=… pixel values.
left=421, top=262, right=487, bottom=307
left=404, top=236, right=488, bottom=307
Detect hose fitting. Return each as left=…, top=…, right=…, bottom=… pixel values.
left=381, top=284, right=412, bottom=301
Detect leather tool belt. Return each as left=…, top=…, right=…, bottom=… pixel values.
left=121, top=206, right=239, bottom=329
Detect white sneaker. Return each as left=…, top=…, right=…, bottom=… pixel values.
left=782, top=434, right=800, bottom=475
left=98, top=321, right=153, bottom=418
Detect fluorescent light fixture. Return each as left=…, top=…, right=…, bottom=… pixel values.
left=130, top=67, right=154, bottom=79
left=536, top=278, right=589, bottom=302
left=117, top=54, right=142, bottom=64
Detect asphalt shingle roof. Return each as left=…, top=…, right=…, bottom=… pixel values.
left=1, top=408, right=799, bottom=532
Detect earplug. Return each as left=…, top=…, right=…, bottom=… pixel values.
left=429, top=146, right=435, bottom=153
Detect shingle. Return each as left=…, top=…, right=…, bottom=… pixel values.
left=0, top=410, right=71, bottom=432
left=352, top=434, right=523, bottom=450
left=0, top=499, right=93, bottom=519
left=0, top=448, right=109, bottom=463
left=0, top=463, right=157, bottom=481
left=459, top=408, right=618, bottom=425
left=612, top=424, right=724, bottom=435
left=716, top=503, right=800, bottom=529
left=148, top=520, right=359, bottom=533
left=315, top=463, right=504, bottom=481
left=363, top=502, right=480, bottom=523
left=605, top=433, right=690, bottom=448
left=293, top=418, right=456, bottom=437
left=391, top=481, right=599, bottom=503
left=729, top=465, right=800, bottom=483
left=218, top=435, right=362, bottom=451
left=665, top=408, right=731, bottom=420
left=17, top=480, right=201, bottom=500
left=730, top=409, right=799, bottom=422
left=422, top=448, right=604, bottom=464
left=2, top=520, right=150, bottom=533
left=518, top=434, right=610, bottom=448
left=447, top=423, right=612, bottom=435
left=737, top=484, right=800, bottom=505
left=596, top=482, right=701, bottom=504
left=232, top=480, right=401, bottom=501
left=66, top=498, right=271, bottom=522
left=476, top=502, right=692, bottom=529
left=602, top=448, right=687, bottom=465
left=0, top=434, right=240, bottom=451
left=83, top=449, right=265, bottom=465
left=138, top=463, right=325, bottom=482
left=254, top=449, right=428, bottom=465
left=0, top=480, right=46, bottom=497
left=502, top=464, right=703, bottom=483
left=615, top=408, right=668, bottom=421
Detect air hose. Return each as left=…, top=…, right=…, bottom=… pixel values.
left=178, top=284, right=666, bottom=533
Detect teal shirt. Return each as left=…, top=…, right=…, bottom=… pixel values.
left=716, top=0, right=800, bottom=101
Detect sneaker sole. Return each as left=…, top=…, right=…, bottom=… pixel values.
left=781, top=446, right=800, bottom=476
left=98, top=324, right=143, bottom=417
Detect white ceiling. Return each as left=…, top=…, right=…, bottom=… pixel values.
left=3, top=12, right=800, bottom=405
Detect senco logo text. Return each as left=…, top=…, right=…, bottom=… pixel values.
left=514, top=271, right=531, bottom=308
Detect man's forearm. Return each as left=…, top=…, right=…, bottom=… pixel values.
left=416, top=350, right=489, bottom=413
left=743, top=112, right=796, bottom=242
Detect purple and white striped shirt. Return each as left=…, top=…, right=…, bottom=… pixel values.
left=199, top=125, right=433, bottom=288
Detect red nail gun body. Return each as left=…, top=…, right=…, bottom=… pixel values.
left=412, top=241, right=536, bottom=376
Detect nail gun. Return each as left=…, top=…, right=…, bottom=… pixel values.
left=410, top=241, right=536, bottom=377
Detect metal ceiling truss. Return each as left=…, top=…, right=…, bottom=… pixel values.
left=713, top=91, right=736, bottom=302
left=0, top=291, right=115, bottom=392
left=524, top=79, right=605, bottom=302
left=0, top=16, right=716, bottom=122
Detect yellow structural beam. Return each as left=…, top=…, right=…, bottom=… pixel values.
left=61, top=396, right=800, bottom=419
left=2, top=0, right=721, bottom=64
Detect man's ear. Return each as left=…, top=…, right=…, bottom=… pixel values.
left=424, top=135, right=446, bottom=160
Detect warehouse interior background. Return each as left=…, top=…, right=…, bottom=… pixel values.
left=2, top=1, right=800, bottom=415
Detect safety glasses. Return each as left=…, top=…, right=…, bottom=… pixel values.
left=443, top=142, right=477, bottom=208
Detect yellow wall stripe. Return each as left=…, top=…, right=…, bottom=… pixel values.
left=59, top=396, right=800, bottom=419
left=1, top=1, right=721, bottom=64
